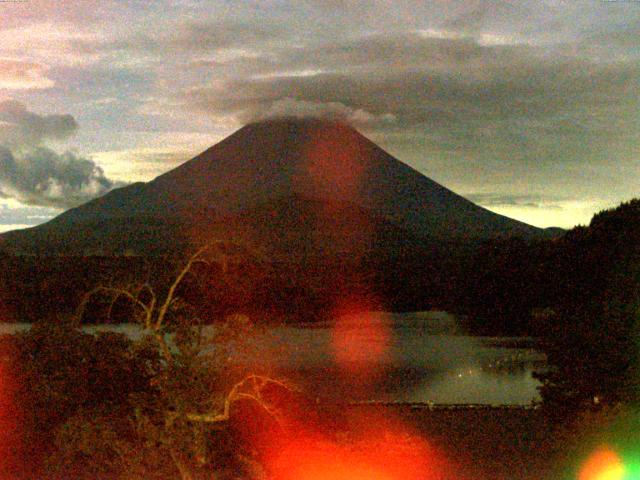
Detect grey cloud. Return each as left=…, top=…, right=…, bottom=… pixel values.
left=71, top=19, right=286, bottom=60
left=168, top=28, right=638, bottom=204
left=0, top=100, right=78, bottom=147
left=185, top=31, right=530, bottom=83
left=0, top=146, right=123, bottom=209
left=572, top=21, right=640, bottom=61
left=169, top=20, right=285, bottom=52
left=258, top=33, right=494, bottom=76
left=0, top=102, right=124, bottom=208
left=439, top=0, right=576, bottom=41
left=252, top=98, right=397, bottom=126
left=181, top=41, right=639, bottom=135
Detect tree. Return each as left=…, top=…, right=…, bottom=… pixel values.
left=70, top=241, right=292, bottom=479
left=534, top=200, right=640, bottom=413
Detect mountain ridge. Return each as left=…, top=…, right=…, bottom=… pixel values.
left=0, top=117, right=555, bottom=256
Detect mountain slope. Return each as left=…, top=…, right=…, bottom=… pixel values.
left=0, top=118, right=547, bottom=256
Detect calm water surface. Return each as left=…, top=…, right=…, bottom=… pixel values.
left=1, top=312, right=545, bottom=405
left=244, top=313, right=545, bottom=405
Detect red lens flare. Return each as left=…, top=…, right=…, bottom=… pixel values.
left=0, top=358, right=20, bottom=477
left=330, top=308, right=391, bottom=378
left=299, top=126, right=367, bottom=201
left=292, top=121, right=376, bottom=256
left=240, top=298, right=459, bottom=480
left=579, top=447, right=626, bottom=480
left=265, top=427, right=451, bottom=480
left=269, top=438, right=394, bottom=480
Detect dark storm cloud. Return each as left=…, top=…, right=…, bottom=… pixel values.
left=0, top=102, right=123, bottom=208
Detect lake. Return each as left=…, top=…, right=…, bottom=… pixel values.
left=0, top=311, right=546, bottom=406
left=240, top=312, right=545, bottom=406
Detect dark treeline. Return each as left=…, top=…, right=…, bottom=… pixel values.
left=448, top=200, right=639, bottom=337
left=456, top=199, right=640, bottom=408
left=0, top=243, right=462, bottom=325
left=0, top=201, right=638, bottom=341
left=533, top=200, right=640, bottom=409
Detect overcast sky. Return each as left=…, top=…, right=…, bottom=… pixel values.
left=0, top=0, right=638, bottom=231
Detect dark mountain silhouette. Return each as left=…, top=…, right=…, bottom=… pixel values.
left=0, top=118, right=553, bottom=257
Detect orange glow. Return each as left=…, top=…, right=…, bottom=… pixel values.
left=265, top=429, right=450, bottom=480
left=330, top=304, right=391, bottom=378
left=0, top=59, right=54, bottom=90
left=269, top=440, right=394, bottom=480
left=0, top=360, right=19, bottom=476
left=238, top=304, right=465, bottom=480
left=299, top=124, right=367, bottom=201
left=579, top=447, right=626, bottom=480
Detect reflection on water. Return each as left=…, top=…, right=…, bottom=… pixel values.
left=0, top=312, right=546, bottom=405
left=245, top=312, right=546, bottom=406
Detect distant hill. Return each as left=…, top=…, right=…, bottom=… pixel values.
left=0, top=118, right=553, bottom=257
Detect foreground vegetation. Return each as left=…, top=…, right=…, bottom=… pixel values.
left=0, top=243, right=293, bottom=479
left=1, top=323, right=637, bottom=480
left=0, top=200, right=639, bottom=478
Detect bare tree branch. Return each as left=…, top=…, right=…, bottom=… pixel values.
left=77, top=285, right=153, bottom=325
left=73, top=240, right=293, bottom=477
left=185, top=374, right=293, bottom=427
left=154, top=243, right=215, bottom=332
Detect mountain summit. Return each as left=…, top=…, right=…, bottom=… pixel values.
left=1, top=118, right=545, bottom=256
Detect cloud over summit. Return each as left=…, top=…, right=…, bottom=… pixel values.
left=251, top=98, right=397, bottom=127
